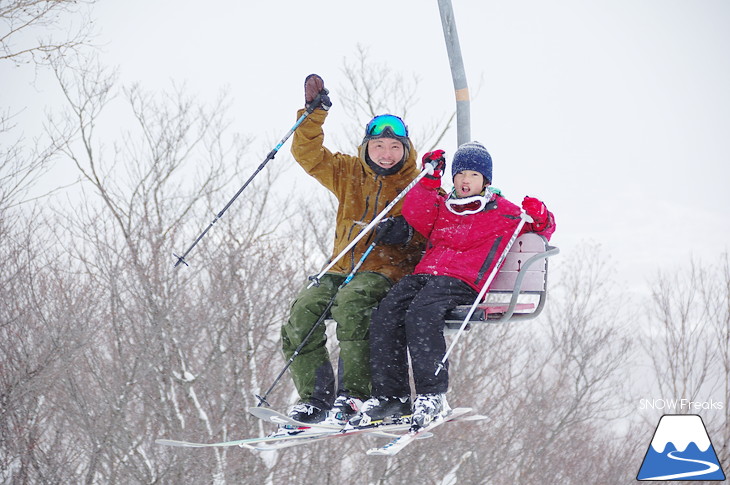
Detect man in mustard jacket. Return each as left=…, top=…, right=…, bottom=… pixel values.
left=281, top=74, right=424, bottom=424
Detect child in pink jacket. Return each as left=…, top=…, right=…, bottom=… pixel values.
left=350, top=141, right=555, bottom=428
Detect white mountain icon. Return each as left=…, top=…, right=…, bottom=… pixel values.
left=650, top=415, right=711, bottom=453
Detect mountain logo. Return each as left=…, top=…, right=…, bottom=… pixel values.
left=637, top=414, right=726, bottom=481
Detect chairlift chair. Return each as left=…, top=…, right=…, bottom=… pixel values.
left=444, top=233, right=559, bottom=334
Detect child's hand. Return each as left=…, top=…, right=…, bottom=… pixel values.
left=420, top=150, right=446, bottom=189
left=522, top=196, right=548, bottom=227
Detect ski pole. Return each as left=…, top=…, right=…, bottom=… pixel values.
left=173, top=92, right=328, bottom=268
left=307, top=160, right=436, bottom=288
left=435, top=211, right=533, bottom=376
left=255, top=232, right=384, bottom=407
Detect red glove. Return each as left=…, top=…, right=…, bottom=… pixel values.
left=522, top=196, right=549, bottom=229
left=420, top=150, right=446, bottom=189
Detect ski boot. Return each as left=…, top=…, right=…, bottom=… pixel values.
left=348, top=396, right=411, bottom=427
left=288, top=402, right=328, bottom=425
left=411, top=393, right=450, bottom=429
left=328, top=395, right=363, bottom=425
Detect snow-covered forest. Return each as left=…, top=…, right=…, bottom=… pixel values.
left=2, top=2, right=728, bottom=484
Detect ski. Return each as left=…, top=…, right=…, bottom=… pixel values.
left=247, top=406, right=343, bottom=430
left=252, top=409, right=486, bottom=452
left=366, top=407, right=475, bottom=456
left=156, top=411, right=410, bottom=449
left=249, top=420, right=418, bottom=451
left=156, top=407, right=485, bottom=451
left=155, top=426, right=335, bottom=449
left=247, top=406, right=431, bottom=434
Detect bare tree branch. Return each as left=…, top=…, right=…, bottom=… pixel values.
left=0, top=0, right=96, bottom=64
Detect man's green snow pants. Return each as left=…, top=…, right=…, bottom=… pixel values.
left=281, top=272, right=392, bottom=409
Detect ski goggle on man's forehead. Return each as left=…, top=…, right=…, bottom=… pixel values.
left=365, top=114, right=409, bottom=138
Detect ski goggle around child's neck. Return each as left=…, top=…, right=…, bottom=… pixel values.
left=445, top=191, right=495, bottom=215
left=365, top=114, right=409, bottom=138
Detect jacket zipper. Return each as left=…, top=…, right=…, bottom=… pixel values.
left=474, top=236, right=502, bottom=286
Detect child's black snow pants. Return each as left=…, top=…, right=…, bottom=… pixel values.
left=369, top=274, right=477, bottom=398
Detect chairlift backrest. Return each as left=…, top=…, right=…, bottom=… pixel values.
left=444, top=233, right=559, bottom=332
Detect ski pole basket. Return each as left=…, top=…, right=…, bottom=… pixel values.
left=444, top=233, right=559, bottom=333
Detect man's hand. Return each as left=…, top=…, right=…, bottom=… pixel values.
left=304, top=74, right=331, bottom=111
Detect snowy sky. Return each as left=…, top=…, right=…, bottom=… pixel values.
left=4, top=0, right=730, bottom=293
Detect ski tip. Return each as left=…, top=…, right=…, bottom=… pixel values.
left=246, top=405, right=269, bottom=416
left=366, top=448, right=392, bottom=456
left=268, top=416, right=291, bottom=425
left=460, top=414, right=488, bottom=422
left=366, top=441, right=411, bottom=456
left=155, top=439, right=203, bottom=448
